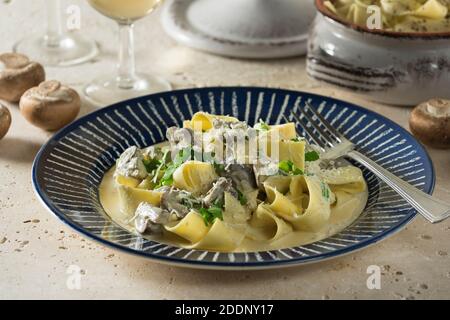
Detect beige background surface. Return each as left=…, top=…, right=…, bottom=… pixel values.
left=0, top=0, right=449, bottom=300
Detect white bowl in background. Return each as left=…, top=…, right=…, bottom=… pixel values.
left=161, top=0, right=316, bottom=59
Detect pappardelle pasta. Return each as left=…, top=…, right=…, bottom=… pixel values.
left=324, top=0, right=450, bottom=32
left=99, top=112, right=368, bottom=252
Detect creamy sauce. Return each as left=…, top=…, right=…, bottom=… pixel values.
left=99, top=166, right=368, bottom=252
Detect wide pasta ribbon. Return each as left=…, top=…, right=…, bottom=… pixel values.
left=115, top=175, right=163, bottom=219
left=184, top=112, right=239, bottom=131
left=314, top=166, right=366, bottom=194
left=247, top=204, right=293, bottom=242
left=263, top=175, right=333, bottom=232
left=165, top=211, right=247, bottom=251
left=325, top=0, right=450, bottom=32
left=173, top=161, right=217, bottom=195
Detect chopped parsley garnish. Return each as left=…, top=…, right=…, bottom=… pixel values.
left=291, top=137, right=306, bottom=143
left=321, top=182, right=330, bottom=201
left=215, top=198, right=224, bottom=209
left=305, top=151, right=320, bottom=162
left=142, top=157, right=161, bottom=173
left=278, top=160, right=304, bottom=176
left=213, top=162, right=225, bottom=174
left=151, top=149, right=170, bottom=185
left=257, top=119, right=270, bottom=131
left=161, top=165, right=177, bottom=183
left=156, top=147, right=193, bottom=187
left=237, top=190, right=248, bottom=205
left=179, top=192, right=202, bottom=210
left=199, top=200, right=224, bottom=226
left=278, top=160, right=292, bottom=173
left=160, top=176, right=174, bottom=186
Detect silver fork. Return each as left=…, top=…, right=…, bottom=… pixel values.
left=288, top=102, right=450, bottom=223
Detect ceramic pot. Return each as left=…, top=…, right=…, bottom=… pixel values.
left=307, top=0, right=450, bottom=106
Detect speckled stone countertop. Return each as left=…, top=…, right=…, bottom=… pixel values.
left=0, top=0, right=449, bottom=300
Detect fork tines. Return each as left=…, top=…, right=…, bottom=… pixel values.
left=287, top=101, right=347, bottom=151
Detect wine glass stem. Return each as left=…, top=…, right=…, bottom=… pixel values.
left=117, top=23, right=137, bottom=90
left=46, top=0, right=64, bottom=47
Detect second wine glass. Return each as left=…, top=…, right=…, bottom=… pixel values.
left=85, top=0, right=171, bottom=106
left=13, top=0, right=98, bottom=67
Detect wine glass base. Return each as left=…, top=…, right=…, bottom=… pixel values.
left=13, top=32, right=99, bottom=67
left=84, top=74, right=172, bottom=107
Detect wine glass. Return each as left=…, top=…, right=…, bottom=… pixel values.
left=13, top=0, right=99, bottom=67
left=84, top=0, right=171, bottom=106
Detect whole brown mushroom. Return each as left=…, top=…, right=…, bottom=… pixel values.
left=19, top=80, right=81, bottom=131
left=0, top=104, right=11, bottom=140
left=409, top=98, right=450, bottom=149
left=0, top=53, right=45, bottom=102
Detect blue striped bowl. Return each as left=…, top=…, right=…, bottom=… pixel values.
left=32, top=87, right=435, bottom=270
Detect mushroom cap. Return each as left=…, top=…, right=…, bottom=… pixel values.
left=0, top=53, right=45, bottom=102
left=19, top=80, right=81, bottom=131
left=409, top=98, right=450, bottom=149
left=0, top=104, right=12, bottom=140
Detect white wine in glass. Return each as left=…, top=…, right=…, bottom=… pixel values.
left=88, top=0, right=161, bottom=21
left=13, top=0, right=98, bottom=67
left=85, top=0, right=171, bottom=106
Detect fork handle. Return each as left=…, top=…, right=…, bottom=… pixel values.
left=347, top=150, right=450, bottom=223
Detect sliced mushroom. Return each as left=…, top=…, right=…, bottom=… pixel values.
left=19, top=80, right=80, bottom=131
left=115, top=146, right=148, bottom=180
left=161, top=187, right=201, bottom=218
left=409, top=98, right=450, bottom=149
left=221, top=164, right=257, bottom=191
left=203, top=177, right=234, bottom=207
left=134, top=202, right=170, bottom=234
left=0, top=104, right=11, bottom=140
left=0, top=53, right=45, bottom=102
left=166, top=126, right=195, bottom=155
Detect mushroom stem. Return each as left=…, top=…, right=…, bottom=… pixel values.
left=426, top=99, right=450, bottom=117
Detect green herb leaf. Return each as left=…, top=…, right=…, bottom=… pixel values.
left=161, top=177, right=174, bottom=186
left=278, top=160, right=303, bottom=176
left=199, top=205, right=223, bottom=226
left=162, top=165, right=177, bottom=181
left=142, top=158, right=160, bottom=173
left=237, top=190, right=247, bottom=205
left=279, top=160, right=293, bottom=173
left=321, top=182, right=330, bottom=200
left=199, top=208, right=212, bottom=226
left=174, top=147, right=192, bottom=166
left=258, top=119, right=270, bottom=131
left=214, top=198, right=224, bottom=209
left=157, top=147, right=193, bottom=187
left=207, top=206, right=222, bottom=217
left=213, top=162, right=225, bottom=174
left=305, top=151, right=320, bottom=162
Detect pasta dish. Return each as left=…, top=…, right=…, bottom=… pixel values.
left=99, top=112, right=368, bottom=252
left=324, top=0, right=450, bottom=32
